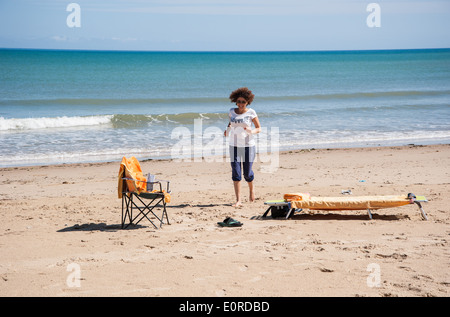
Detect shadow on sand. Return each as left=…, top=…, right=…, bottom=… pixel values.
left=57, top=222, right=147, bottom=232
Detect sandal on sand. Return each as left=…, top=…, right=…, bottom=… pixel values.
left=217, top=217, right=243, bottom=227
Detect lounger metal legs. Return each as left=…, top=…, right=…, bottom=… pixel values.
left=285, top=208, right=294, bottom=219
left=263, top=206, right=428, bottom=220
left=366, top=203, right=428, bottom=220
left=262, top=206, right=300, bottom=219
left=366, top=204, right=428, bottom=220
left=415, top=201, right=428, bottom=220
left=262, top=206, right=271, bottom=218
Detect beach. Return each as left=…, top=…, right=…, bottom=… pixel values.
left=0, top=144, right=448, bottom=297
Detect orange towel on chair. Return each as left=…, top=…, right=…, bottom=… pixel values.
left=118, top=156, right=171, bottom=203
left=148, top=189, right=171, bottom=204
left=118, top=156, right=147, bottom=198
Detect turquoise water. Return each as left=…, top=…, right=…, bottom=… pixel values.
left=0, top=49, right=449, bottom=167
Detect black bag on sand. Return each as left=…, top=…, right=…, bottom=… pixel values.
left=268, top=205, right=292, bottom=219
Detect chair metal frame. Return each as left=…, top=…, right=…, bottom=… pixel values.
left=121, top=177, right=170, bottom=229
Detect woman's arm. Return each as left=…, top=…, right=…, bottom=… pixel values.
left=247, top=116, right=261, bottom=135
left=224, top=122, right=231, bottom=136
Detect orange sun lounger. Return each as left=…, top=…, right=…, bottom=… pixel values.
left=263, top=193, right=428, bottom=220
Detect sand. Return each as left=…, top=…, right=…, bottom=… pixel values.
left=0, top=144, right=449, bottom=297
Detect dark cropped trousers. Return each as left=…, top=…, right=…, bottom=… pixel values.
left=229, top=146, right=255, bottom=182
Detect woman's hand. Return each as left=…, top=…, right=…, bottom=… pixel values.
left=244, top=126, right=253, bottom=134
left=224, top=124, right=231, bottom=137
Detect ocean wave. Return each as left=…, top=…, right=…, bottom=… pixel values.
left=1, top=90, right=449, bottom=107
left=0, top=147, right=175, bottom=168
left=336, top=102, right=450, bottom=113
left=0, top=112, right=228, bottom=131
left=0, top=115, right=113, bottom=131
left=0, top=97, right=228, bottom=107
left=280, top=129, right=450, bottom=149
left=111, top=113, right=227, bottom=127
left=260, top=90, right=450, bottom=101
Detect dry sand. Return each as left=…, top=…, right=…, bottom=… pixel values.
left=0, top=144, right=449, bottom=297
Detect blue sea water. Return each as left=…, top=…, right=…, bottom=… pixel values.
left=0, top=48, right=449, bottom=167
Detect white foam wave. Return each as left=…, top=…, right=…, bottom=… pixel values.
left=279, top=129, right=450, bottom=149
left=0, top=147, right=175, bottom=168
left=0, top=115, right=113, bottom=131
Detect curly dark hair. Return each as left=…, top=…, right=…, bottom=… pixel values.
left=229, top=87, right=255, bottom=105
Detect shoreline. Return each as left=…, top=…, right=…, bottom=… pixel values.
left=0, top=143, right=449, bottom=296
left=1, top=142, right=448, bottom=170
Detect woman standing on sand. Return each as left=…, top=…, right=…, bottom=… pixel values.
left=224, top=87, right=261, bottom=207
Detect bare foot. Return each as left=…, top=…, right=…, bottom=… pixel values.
left=232, top=201, right=243, bottom=208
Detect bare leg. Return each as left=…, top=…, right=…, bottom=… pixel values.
left=232, top=181, right=242, bottom=207
left=248, top=181, right=255, bottom=202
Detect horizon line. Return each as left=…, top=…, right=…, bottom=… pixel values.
left=1, top=47, right=450, bottom=54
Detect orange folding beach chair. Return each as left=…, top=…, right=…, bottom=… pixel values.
left=263, top=192, right=428, bottom=220
left=118, top=156, right=171, bottom=229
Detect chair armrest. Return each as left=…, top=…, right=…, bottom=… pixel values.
left=122, top=177, right=171, bottom=193
left=155, top=179, right=171, bottom=193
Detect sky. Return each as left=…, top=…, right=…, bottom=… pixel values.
left=0, top=0, right=449, bottom=51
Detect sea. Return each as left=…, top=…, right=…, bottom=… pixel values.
left=0, top=48, right=449, bottom=167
